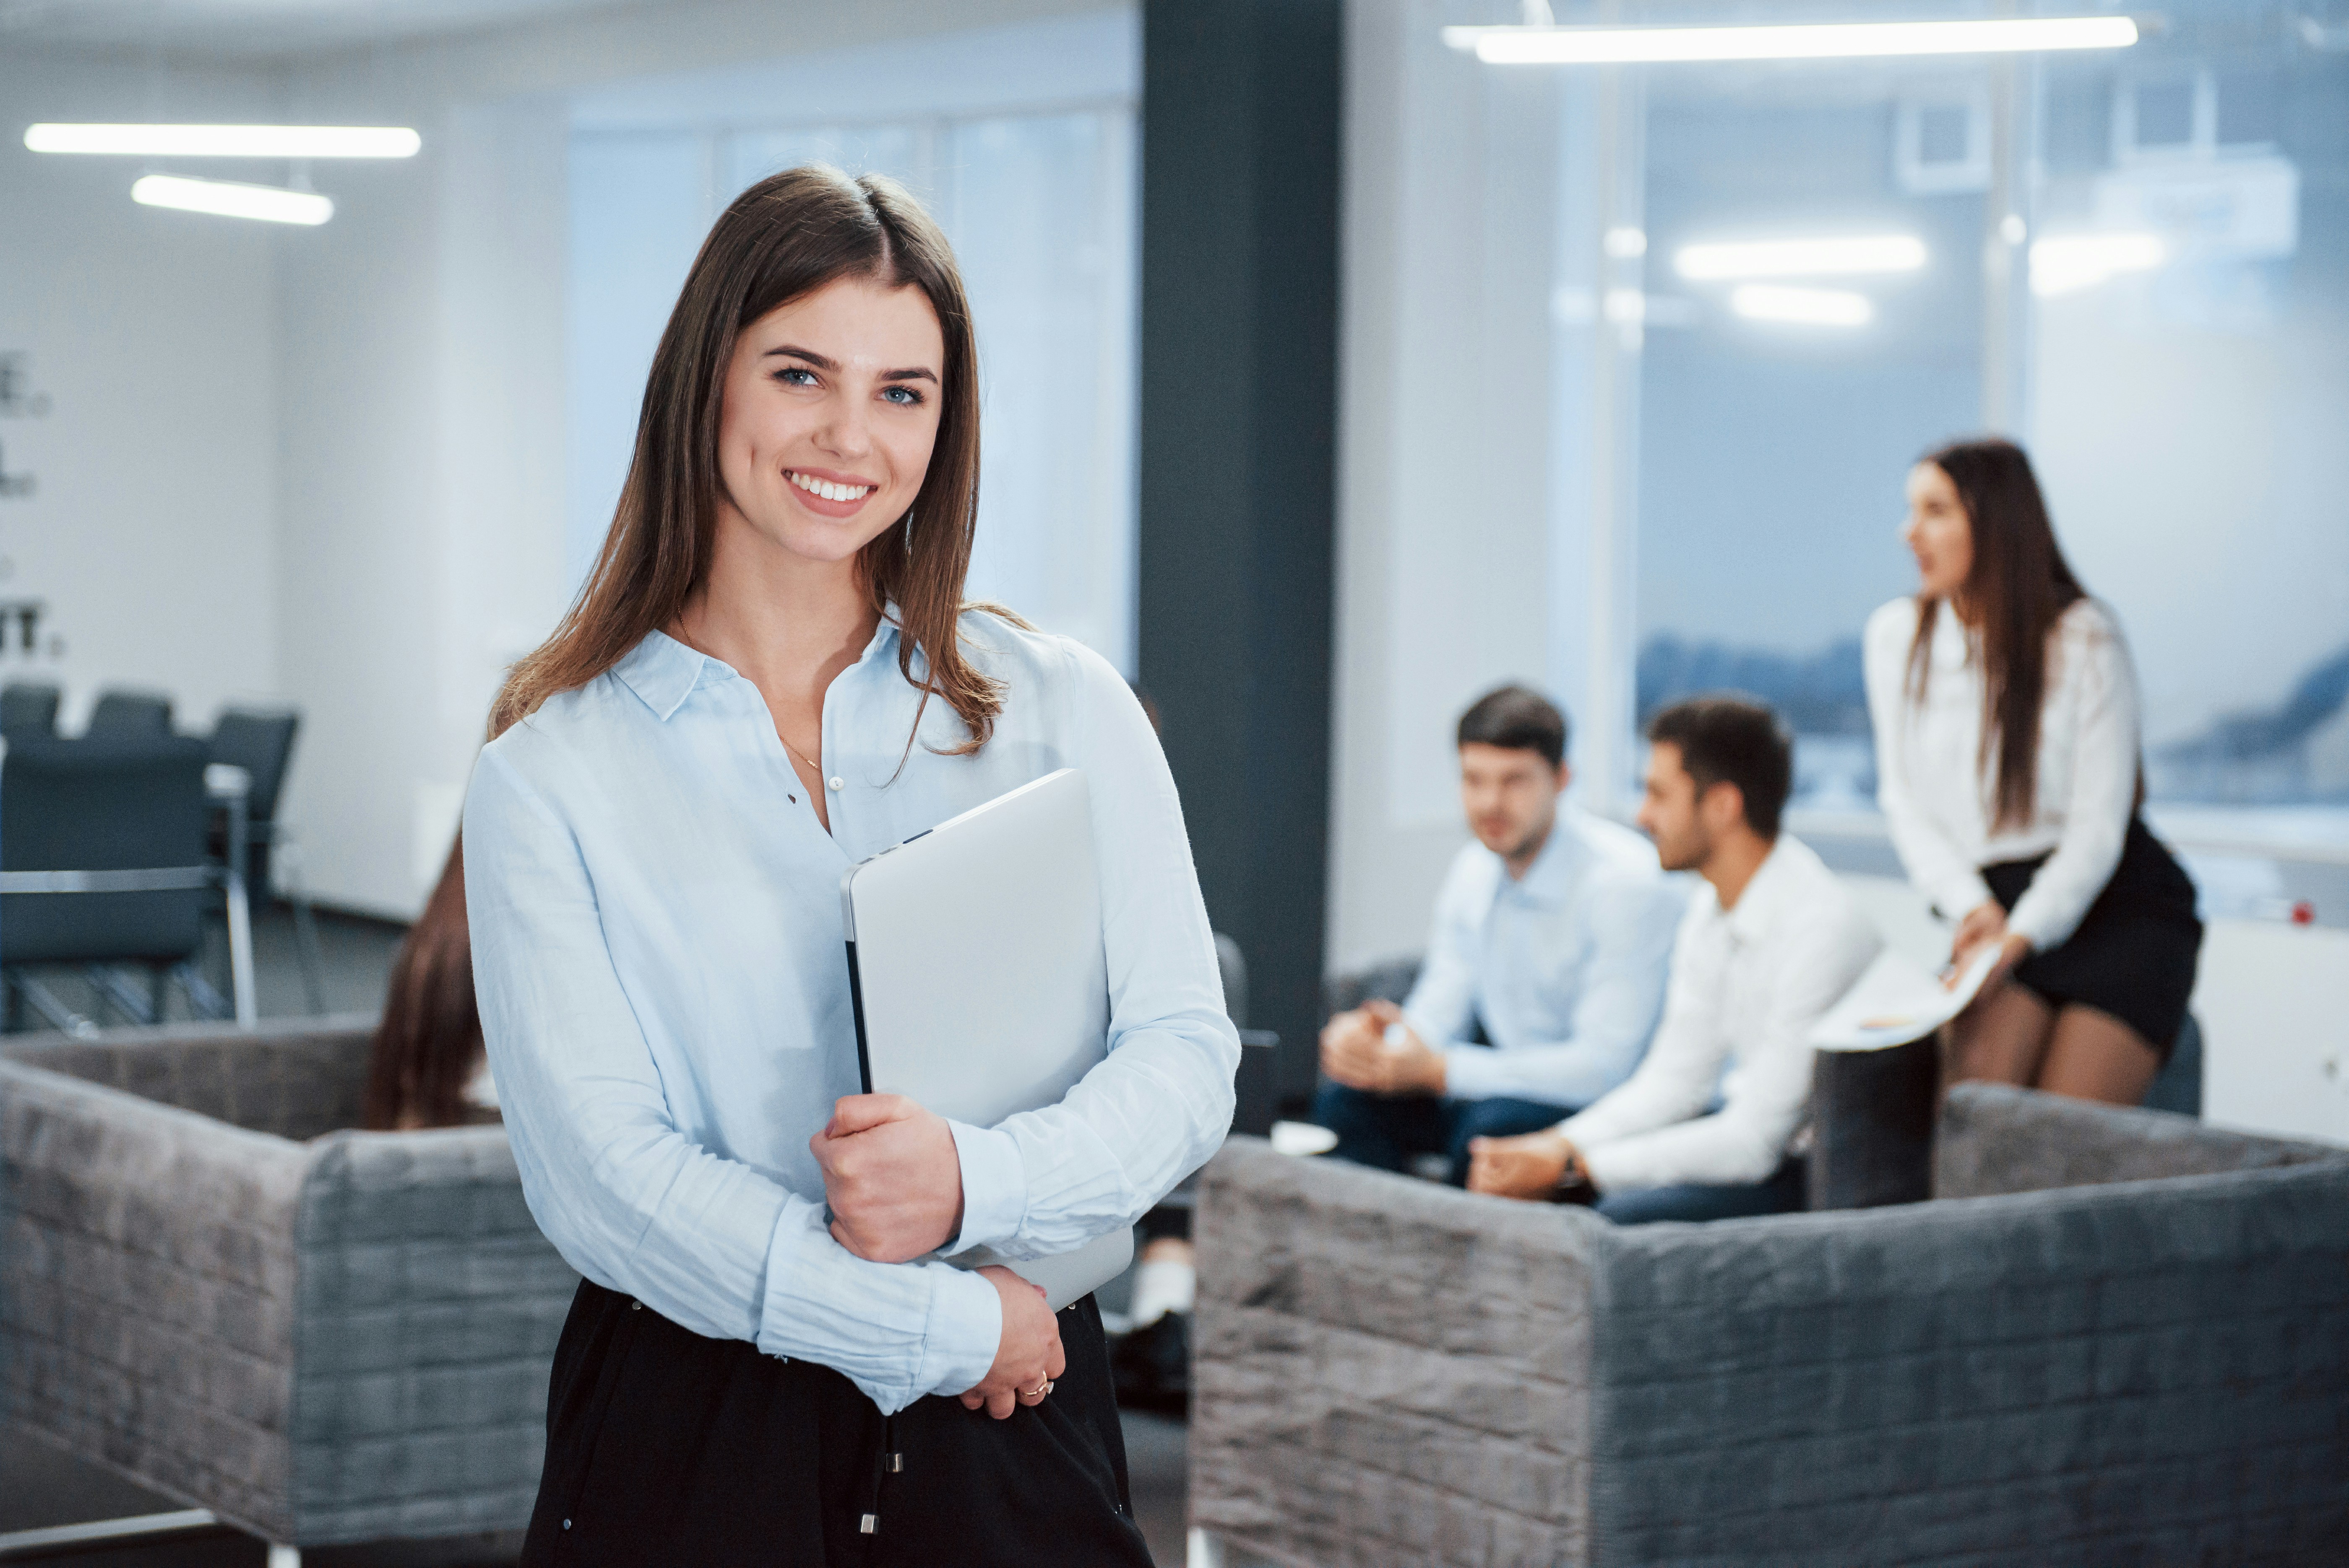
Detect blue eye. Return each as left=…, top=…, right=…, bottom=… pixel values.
left=775, top=367, right=818, bottom=387
left=883, top=385, right=924, bottom=406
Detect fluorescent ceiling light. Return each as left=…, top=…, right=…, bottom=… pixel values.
left=2030, top=232, right=2164, bottom=296
left=1443, top=16, right=2138, bottom=65
left=132, top=175, right=333, bottom=226
left=26, top=123, right=419, bottom=158
left=1677, top=234, right=1927, bottom=281
left=1732, top=284, right=1873, bottom=326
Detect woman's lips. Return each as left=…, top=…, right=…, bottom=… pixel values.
left=785, top=468, right=877, bottom=519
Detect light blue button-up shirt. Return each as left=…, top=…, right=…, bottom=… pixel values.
left=464, top=615, right=1238, bottom=1414
left=1402, top=807, right=1685, bottom=1109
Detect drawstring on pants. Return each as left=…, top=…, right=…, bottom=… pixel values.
left=860, top=1412, right=901, bottom=1536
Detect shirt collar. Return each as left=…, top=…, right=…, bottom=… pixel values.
left=1504, top=807, right=1590, bottom=905
left=612, top=611, right=906, bottom=724
left=612, top=630, right=716, bottom=722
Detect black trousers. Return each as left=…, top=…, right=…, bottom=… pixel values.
left=523, top=1279, right=1152, bottom=1567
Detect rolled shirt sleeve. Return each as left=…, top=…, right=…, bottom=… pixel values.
left=466, top=748, right=1001, bottom=1414
left=1400, top=854, right=1484, bottom=1049
left=2006, top=616, right=2139, bottom=953
left=1866, top=599, right=1997, bottom=922
left=1439, top=871, right=1682, bottom=1108
left=1563, top=840, right=1883, bottom=1193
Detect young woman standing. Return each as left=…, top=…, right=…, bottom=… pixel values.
left=1864, top=438, right=2201, bottom=1106
left=466, top=167, right=1234, bottom=1563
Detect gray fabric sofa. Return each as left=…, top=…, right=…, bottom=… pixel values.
left=1191, top=1085, right=2349, bottom=1567
left=0, top=1017, right=576, bottom=1552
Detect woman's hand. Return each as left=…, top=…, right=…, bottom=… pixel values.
left=959, top=1266, right=1065, bottom=1419
left=811, top=1094, right=964, bottom=1263
left=1948, top=901, right=2010, bottom=983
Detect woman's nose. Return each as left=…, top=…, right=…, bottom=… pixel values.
left=815, top=400, right=873, bottom=456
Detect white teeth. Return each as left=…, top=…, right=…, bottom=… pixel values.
left=790, top=471, right=872, bottom=504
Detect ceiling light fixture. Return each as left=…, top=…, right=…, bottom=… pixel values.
left=1676, top=234, right=1927, bottom=281
left=26, top=123, right=419, bottom=158
left=132, top=175, right=334, bottom=226
left=1731, top=284, right=1873, bottom=326
left=2029, top=232, right=2165, bottom=296
left=1443, top=16, right=2138, bottom=65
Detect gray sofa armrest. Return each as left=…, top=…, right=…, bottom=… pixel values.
left=1193, top=1136, right=1603, bottom=1568
left=1589, top=1165, right=2349, bottom=1565
left=0, top=1058, right=311, bottom=1533
left=287, top=1129, right=577, bottom=1543
left=1936, top=1082, right=2346, bottom=1200
left=0, top=1015, right=379, bottom=1141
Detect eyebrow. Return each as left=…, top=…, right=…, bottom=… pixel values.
left=762, top=344, right=938, bottom=384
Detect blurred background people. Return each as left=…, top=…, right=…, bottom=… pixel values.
left=361, top=837, right=495, bottom=1131
left=1317, top=685, right=1683, bottom=1181
left=1865, top=439, right=2202, bottom=1106
left=1468, top=697, right=1880, bottom=1222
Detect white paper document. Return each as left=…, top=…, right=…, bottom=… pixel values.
left=1810, top=942, right=2003, bottom=1052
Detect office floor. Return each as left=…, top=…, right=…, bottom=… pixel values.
left=0, top=904, right=1195, bottom=1566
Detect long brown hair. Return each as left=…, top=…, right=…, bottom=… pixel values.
left=489, top=165, right=1003, bottom=748
left=362, top=837, right=485, bottom=1130
left=1906, top=438, right=2086, bottom=831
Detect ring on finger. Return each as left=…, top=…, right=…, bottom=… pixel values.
left=1022, top=1379, right=1053, bottom=1399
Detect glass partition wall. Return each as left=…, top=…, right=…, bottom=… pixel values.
left=1418, top=0, right=2348, bottom=917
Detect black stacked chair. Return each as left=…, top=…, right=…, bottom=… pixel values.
left=0, top=734, right=225, bottom=1031
left=86, top=688, right=175, bottom=736
left=208, top=707, right=322, bottom=1011
left=0, top=681, right=61, bottom=740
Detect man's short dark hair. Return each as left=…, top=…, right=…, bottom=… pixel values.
left=1456, top=685, right=1569, bottom=768
left=1645, top=695, right=1792, bottom=839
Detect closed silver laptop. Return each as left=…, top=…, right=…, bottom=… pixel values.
left=840, top=767, right=1132, bottom=1308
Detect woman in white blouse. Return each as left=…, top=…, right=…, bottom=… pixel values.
left=465, top=167, right=1232, bottom=1563
left=1864, top=438, right=2201, bottom=1105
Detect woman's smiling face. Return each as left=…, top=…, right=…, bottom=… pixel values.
left=714, top=273, right=947, bottom=566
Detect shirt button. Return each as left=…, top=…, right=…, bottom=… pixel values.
left=828, top=776, right=844, bottom=791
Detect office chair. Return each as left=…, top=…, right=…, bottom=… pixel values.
left=0, top=735, right=229, bottom=1031
left=86, top=688, right=174, bottom=736
left=209, top=708, right=323, bottom=1012
left=0, top=681, right=60, bottom=739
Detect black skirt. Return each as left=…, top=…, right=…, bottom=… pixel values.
left=523, top=1279, right=1153, bottom=1567
left=1982, top=815, right=2202, bottom=1058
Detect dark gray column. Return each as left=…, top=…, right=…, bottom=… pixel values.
left=1139, top=0, right=1341, bottom=1127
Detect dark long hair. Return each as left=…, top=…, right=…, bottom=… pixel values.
left=490, top=165, right=1003, bottom=749
left=362, top=838, right=485, bottom=1130
left=1906, top=438, right=2086, bottom=831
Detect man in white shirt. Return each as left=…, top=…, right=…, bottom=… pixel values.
left=1466, top=696, right=1880, bottom=1222
left=1317, top=686, right=1684, bottom=1181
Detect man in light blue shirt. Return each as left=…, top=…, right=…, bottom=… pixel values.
left=1317, top=685, right=1684, bottom=1179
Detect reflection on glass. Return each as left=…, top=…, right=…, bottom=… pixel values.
left=1627, top=22, right=2349, bottom=849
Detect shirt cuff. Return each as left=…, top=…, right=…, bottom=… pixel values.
left=943, top=1118, right=1028, bottom=1255
left=915, top=1262, right=1004, bottom=1400
left=1933, top=869, right=1997, bottom=922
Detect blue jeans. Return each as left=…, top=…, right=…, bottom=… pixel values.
left=1593, top=1159, right=1807, bottom=1224
left=1311, top=1080, right=1570, bottom=1185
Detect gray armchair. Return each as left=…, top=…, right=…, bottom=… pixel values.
left=0, top=1017, right=576, bottom=1558
left=1190, top=1085, right=2349, bottom=1566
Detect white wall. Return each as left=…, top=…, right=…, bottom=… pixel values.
left=0, top=48, right=284, bottom=737
left=1332, top=0, right=1635, bottom=972
left=264, top=0, right=1124, bottom=917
